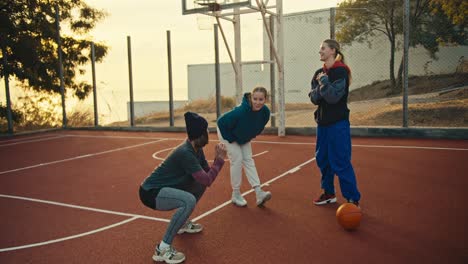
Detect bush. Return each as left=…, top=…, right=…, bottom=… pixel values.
left=0, top=90, right=94, bottom=133
left=0, top=103, right=23, bottom=122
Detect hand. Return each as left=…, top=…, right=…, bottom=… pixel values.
left=215, top=143, right=227, bottom=160
left=316, top=72, right=327, bottom=85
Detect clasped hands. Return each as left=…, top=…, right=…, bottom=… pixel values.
left=215, top=143, right=227, bottom=160
left=316, top=72, right=327, bottom=87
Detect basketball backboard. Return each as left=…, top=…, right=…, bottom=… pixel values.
left=182, top=0, right=252, bottom=15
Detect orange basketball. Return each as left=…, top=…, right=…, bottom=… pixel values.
left=336, top=203, right=362, bottom=231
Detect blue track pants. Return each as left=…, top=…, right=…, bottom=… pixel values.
left=315, top=119, right=361, bottom=202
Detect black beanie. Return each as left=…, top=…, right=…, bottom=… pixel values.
left=184, top=112, right=208, bottom=140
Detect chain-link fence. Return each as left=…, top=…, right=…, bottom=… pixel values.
left=281, top=8, right=467, bottom=128
left=1, top=3, right=467, bottom=134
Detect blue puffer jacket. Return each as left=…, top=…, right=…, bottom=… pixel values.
left=217, top=93, right=270, bottom=145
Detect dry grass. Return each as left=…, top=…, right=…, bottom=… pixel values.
left=183, top=96, right=236, bottom=113
left=107, top=73, right=468, bottom=128
left=351, top=99, right=468, bottom=127
left=285, top=103, right=315, bottom=111
left=110, top=89, right=468, bottom=128
left=67, top=110, right=94, bottom=127
left=348, top=73, right=468, bottom=102
left=109, top=96, right=237, bottom=127
left=128, top=99, right=468, bottom=128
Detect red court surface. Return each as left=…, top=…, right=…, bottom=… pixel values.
left=1, top=130, right=467, bottom=263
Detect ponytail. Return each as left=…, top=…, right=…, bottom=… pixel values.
left=335, top=51, right=345, bottom=64
left=335, top=50, right=352, bottom=84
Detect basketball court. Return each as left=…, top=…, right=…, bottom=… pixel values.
left=1, top=1, right=467, bottom=263
left=1, top=130, right=467, bottom=263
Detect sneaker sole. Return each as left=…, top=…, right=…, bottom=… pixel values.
left=313, top=197, right=337, bottom=205
left=257, top=192, right=272, bottom=207
left=231, top=198, right=247, bottom=207
left=177, top=227, right=203, bottom=235
left=153, top=254, right=186, bottom=264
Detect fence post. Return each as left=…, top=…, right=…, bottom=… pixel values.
left=330, top=8, right=336, bottom=39
left=91, top=42, right=98, bottom=127
left=2, top=47, right=13, bottom=134
left=127, top=36, right=135, bottom=127
left=403, top=0, right=409, bottom=127
left=214, top=24, right=221, bottom=119
left=269, top=15, right=276, bottom=127
left=277, top=0, right=285, bottom=136
left=167, top=30, right=174, bottom=127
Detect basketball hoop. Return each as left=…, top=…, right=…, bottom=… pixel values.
left=195, top=0, right=222, bottom=30
left=195, top=0, right=222, bottom=15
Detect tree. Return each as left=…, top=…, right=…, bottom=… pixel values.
left=430, top=0, right=467, bottom=26
left=0, top=0, right=108, bottom=99
left=335, top=0, right=466, bottom=94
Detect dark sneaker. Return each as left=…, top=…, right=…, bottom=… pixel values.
left=348, top=199, right=360, bottom=208
left=177, top=221, right=203, bottom=234
left=153, top=245, right=185, bottom=264
left=313, top=193, right=337, bottom=205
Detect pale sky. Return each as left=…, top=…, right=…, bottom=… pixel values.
left=84, top=0, right=341, bottom=96
left=2, top=0, right=342, bottom=123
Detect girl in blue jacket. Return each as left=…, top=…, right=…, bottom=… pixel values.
left=308, top=39, right=361, bottom=207
left=217, top=87, right=272, bottom=207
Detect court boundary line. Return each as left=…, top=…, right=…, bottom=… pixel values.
left=0, top=193, right=171, bottom=253
left=0, top=139, right=167, bottom=175
left=0, top=133, right=62, bottom=143
left=1, top=134, right=466, bottom=253
left=64, top=134, right=184, bottom=140
left=0, top=194, right=170, bottom=222
left=0, top=135, right=68, bottom=147
left=63, top=133, right=468, bottom=151
left=152, top=147, right=269, bottom=162
left=192, top=157, right=316, bottom=222
left=351, top=144, right=468, bottom=151
left=0, top=216, right=140, bottom=252
left=0, top=156, right=314, bottom=252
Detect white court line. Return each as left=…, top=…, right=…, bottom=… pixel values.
left=0, top=216, right=140, bottom=252
left=152, top=147, right=179, bottom=161
left=0, top=194, right=169, bottom=222
left=0, top=135, right=67, bottom=147
left=64, top=134, right=468, bottom=151
left=152, top=148, right=269, bottom=162
left=192, top=157, right=316, bottom=222
left=0, top=194, right=170, bottom=252
left=254, top=140, right=468, bottom=151
left=191, top=140, right=467, bottom=222
left=0, top=139, right=166, bottom=175
left=65, top=134, right=184, bottom=141
left=352, top=144, right=468, bottom=151
left=0, top=134, right=61, bottom=144
left=254, top=140, right=315, bottom=145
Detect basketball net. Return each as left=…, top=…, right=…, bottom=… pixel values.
left=196, top=14, right=216, bottom=30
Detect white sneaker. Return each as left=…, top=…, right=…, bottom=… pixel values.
left=256, top=190, right=272, bottom=207
left=231, top=191, right=247, bottom=207
left=153, top=245, right=185, bottom=264
left=177, top=221, right=203, bottom=234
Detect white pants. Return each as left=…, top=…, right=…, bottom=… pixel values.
left=217, top=127, right=261, bottom=190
